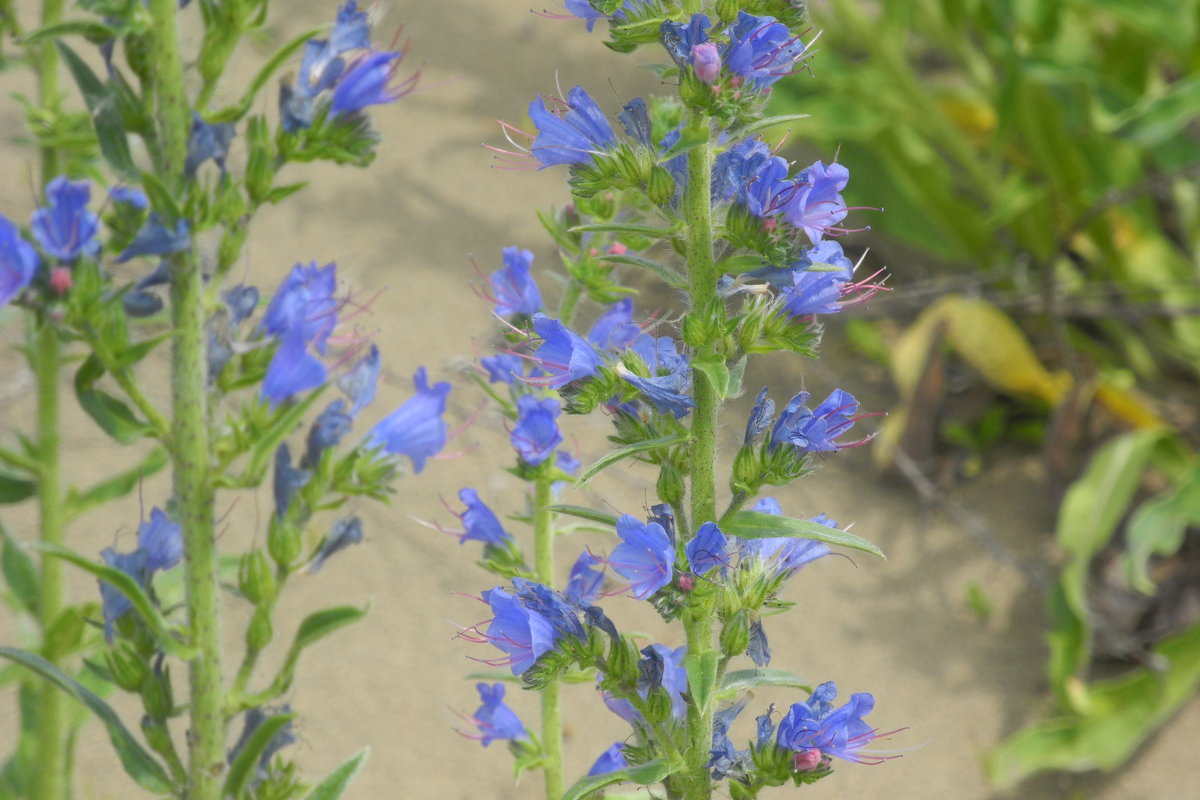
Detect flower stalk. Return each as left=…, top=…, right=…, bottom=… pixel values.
left=533, top=472, right=564, bottom=800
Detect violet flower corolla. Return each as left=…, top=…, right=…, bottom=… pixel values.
left=98, top=507, right=182, bottom=641
left=587, top=743, right=628, bottom=776
left=776, top=681, right=887, bottom=765
left=742, top=497, right=833, bottom=580
left=475, top=585, right=558, bottom=675
left=616, top=333, right=695, bottom=419
left=548, top=0, right=649, bottom=32
left=528, top=313, right=603, bottom=388
left=714, top=137, right=794, bottom=218
left=511, top=394, right=563, bottom=466
left=609, top=514, right=674, bottom=600
left=455, top=488, right=512, bottom=547
left=302, top=399, right=354, bottom=468
left=487, top=246, right=543, bottom=316
left=564, top=550, right=604, bottom=605
left=31, top=176, right=100, bottom=262
left=464, top=683, right=527, bottom=747
left=524, top=86, right=618, bottom=168
left=769, top=388, right=866, bottom=453
left=367, top=367, right=452, bottom=473
left=783, top=160, right=850, bottom=244
left=260, top=327, right=329, bottom=408
left=337, top=344, right=381, bottom=416
left=228, top=705, right=297, bottom=787
left=724, top=11, right=810, bottom=91
left=686, top=521, right=728, bottom=575
left=261, top=262, right=339, bottom=353
left=587, top=297, right=641, bottom=351
left=0, top=216, right=39, bottom=308
left=309, top=516, right=364, bottom=572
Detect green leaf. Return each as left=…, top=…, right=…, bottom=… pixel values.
left=139, top=172, right=184, bottom=222
left=303, top=749, right=369, bottom=800
left=33, top=543, right=193, bottom=659
left=543, top=505, right=618, bottom=528
left=74, top=356, right=151, bottom=444
left=55, top=41, right=138, bottom=180
left=1121, top=462, right=1200, bottom=595
left=597, top=253, right=687, bottom=289
left=561, top=758, right=675, bottom=800
left=2, top=526, right=39, bottom=616
left=659, top=123, right=709, bottom=161
left=722, top=511, right=885, bottom=558
left=691, top=354, right=730, bottom=400
left=574, top=433, right=688, bottom=489
left=265, top=606, right=367, bottom=698
left=244, top=389, right=327, bottom=483
left=224, top=711, right=298, bottom=799
left=569, top=222, right=677, bottom=239
left=209, top=26, right=326, bottom=123
left=727, top=113, right=811, bottom=142
left=684, top=651, right=719, bottom=714
left=65, top=447, right=169, bottom=521
left=0, top=646, right=173, bottom=794
left=19, top=19, right=119, bottom=45
left=721, top=668, right=811, bottom=694
left=0, top=471, right=35, bottom=504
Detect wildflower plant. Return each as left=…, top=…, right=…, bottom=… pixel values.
left=455, top=1, right=900, bottom=798
left=1, top=3, right=441, bottom=800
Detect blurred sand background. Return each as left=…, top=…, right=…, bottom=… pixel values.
left=1, top=1, right=1196, bottom=798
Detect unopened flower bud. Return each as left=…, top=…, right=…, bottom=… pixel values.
left=646, top=165, right=676, bottom=207
left=49, top=266, right=72, bottom=296
left=793, top=749, right=823, bottom=771
left=246, top=605, right=274, bottom=653
left=140, top=663, right=174, bottom=719
left=267, top=516, right=302, bottom=568
left=720, top=608, right=751, bottom=658
left=104, top=644, right=146, bottom=692
left=656, top=463, right=686, bottom=509
left=238, top=549, right=277, bottom=606
left=691, top=43, right=721, bottom=83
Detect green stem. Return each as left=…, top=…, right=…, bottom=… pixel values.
left=31, top=1, right=67, bottom=796
left=112, top=366, right=172, bottom=441
left=533, top=474, right=563, bottom=800
left=557, top=279, right=583, bottom=327
left=32, top=321, right=66, bottom=800
left=680, top=106, right=720, bottom=800
left=148, top=1, right=225, bottom=797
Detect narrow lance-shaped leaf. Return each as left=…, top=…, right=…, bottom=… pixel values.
left=65, top=447, right=169, bottom=521
left=55, top=41, right=138, bottom=180
left=303, top=748, right=370, bottom=800
left=561, top=758, right=676, bottom=800
left=575, top=433, right=688, bottom=488
left=543, top=505, right=618, bottom=528
left=0, top=646, right=173, bottom=794
left=722, top=510, right=885, bottom=558
left=722, top=668, right=811, bottom=695
left=224, top=712, right=298, bottom=799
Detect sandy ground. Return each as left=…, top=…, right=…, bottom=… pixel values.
left=1, top=1, right=1197, bottom=798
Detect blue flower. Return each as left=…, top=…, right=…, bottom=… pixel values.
left=565, top=550, right=604, bottom=605
left=98, top=506, right=182, bottom=642
left=618, top=334, right=694, bottom=418
left=261, top=262, right=339, bottom=353
left=660, top=14, right=711, bottom=68
left=309, top=516, right=364, bottom=572
left=587, top=298, right=641, bottom=351
left=783, top=161, right=850, bottom=244
left=31, top=177, right=100, bottom=262
left=228, top=705, right=297, bottom=787
left=511, top=394, right=563, bottom=466
left=489, top=247, right=543, bottom=316
left=512, top=577, right=586, bottom=639
left=744, top=387, right=775, bottom=445
left=642, top=643, right=688, bottom=718
left=710, top=700, right=751, bottom=779
left=469, top=683, right=527, bottom=747
left=480, top=351, right=524, bottom=384
left=137, top=508, right=182, bottom=574
left=225, top=284, right=260, bottom=326
left=610, top=514, right=674, bottom=600
left=586, top=743, right=628, bottom=776
left=558, top=0, right=650, bottom=33
left=528, top=86, right=617, bottom=168
left=185, top=113, right=235, bottom=176
left=116, top=215, right=190, bottom=263
left=367, top=367, right=451, bottom=473
left=272, top=443, right=311, bottom=519
left=302, top=399, right=354, bottom=468
left=260, top=327, right=328, bottom=408
left=337, top=344, right=380, bottom=416
left=481, top=586, right=558, bottom=675
left=330, top=50, right=413, bottom=116
left=457, top=488, right=512, bottom=547
left=530, top=314, right=603, bottom=388
left=776, top=682, right=882, bottom=764
left=769, top=389, right=862, bottom=453
left=724, top=12, right=809, bottom=91
left=99, top=548, right=146, bottom=641
left=108, top=186, right=148, bottom=210
left=747, top=617, right=771, bottom=666
left=714, top=137, right=793, bottom=217
left=686, top=521, right=728, bottom=575
left=0, top=216, right=39, bottom=308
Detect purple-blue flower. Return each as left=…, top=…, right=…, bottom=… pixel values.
left=480, top=351, right=524, bottom=384
left=565, top=550, right=604, bottom=605
left=330, top=50, right=413, bottom=116
left=309, top=516, right=364, bottom=572
left=511, top=394, right=563, bottom=466
left=724, top=12, right=809, bottom=91
left=260, top=327, right=329, bottom=408
left=302, top=399, right=354, bottom=468
left=530, top=314, right=603, bottom=388
left=116, top=215, right=190, bottom=263
left=714, top=137, right=793, bottom=217
left=489, top=246, right=543, bottom=316
left=744, top=387, right=775, bottom=445
left=98, top=506, right=182, bottom=642
left=692, top=42, right=722, bottom=83
left=661, top=14, right=711, bottom=67
left=468, top=683, right=527, bottom=747
left=783, top=161, right=850, bottom=244
left=108, top=186, right=148, bottom=210
left=555, top=1, right=650, bottom=32
left=31, top=177, right=100, bottom=262
left=185, top=113, right=235, bottom=176
left=99, top=548, right=147, bottom=642
left=610, top=514, right=674, bottom=600
left=770, top=388, right=862, bottom=453
left=686, top=521, right=728, bottom=575
left=528, top=86, right=617, bottom=168
left=0, top=216, right=39, bottom=308
left=337, top=344, right=380, bottom=415
left=261, top=262, right=339, bottom=353
left=587, top=298, right=642, bottom=351
left=457, top=488, right=511, bottom=547
left=739, top=518, right=832, bottom=580
left=480, top=586, right=558, bottom=675
left=512, top=577, right=586, bottom=639
left=137, top=508, right=182, bottom=574
left=586, top=743, right=628, bottom=776
left=618, top=334, right=694, bottom=418
left=642, top=643, right=689, bottom=718
left=367, top=367, right=451, bottom=473
left=777, top=681, right=883, bottom=764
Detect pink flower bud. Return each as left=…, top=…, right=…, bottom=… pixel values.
left=793, top=748, right=822, bottom=771
left=49, top=266, right=72, bottom=296
left=691, top=42, right=721, bottom=84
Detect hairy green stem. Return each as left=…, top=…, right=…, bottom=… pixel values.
left=32, top=322, right=66, bottom=800
left=148, top=0, right=225, bottom=797
left=31, top=1, right=67, bottom=795
left=533, top=474, right=564, bottom=800
left=558, top=279, right=583, bottom=327
left=680, top=106, right=720, bottom=800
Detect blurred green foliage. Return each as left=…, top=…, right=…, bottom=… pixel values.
left=773, top=0, right=1200, bottom=379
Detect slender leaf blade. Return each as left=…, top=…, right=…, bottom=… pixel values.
left=224, top=712, right=297, bottom=799
left=575, top=433, right=688, bottom=489
left=543, top=505, right=618, bottom=528
left=55, top=41, right=138, bottom=180
left=722, top=511, right=885, bottom=558
left=722, top=668, right=811, bottom=694
left=303, top=748, right=369, bottom=800
left=561, top=758, right=674, bottom=800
